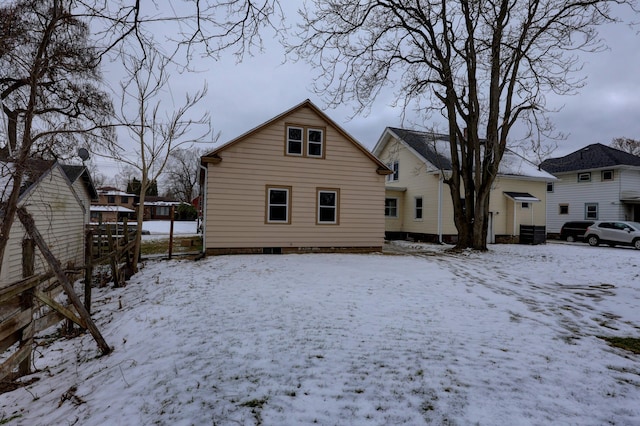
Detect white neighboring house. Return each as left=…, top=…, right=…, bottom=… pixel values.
left=540, top=143, right=640, bottom=235
left=0, top=159, right=86, bottom=287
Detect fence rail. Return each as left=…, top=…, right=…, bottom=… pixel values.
left=0, top=214, right=135, bottom=383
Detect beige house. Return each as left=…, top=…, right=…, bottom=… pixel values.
left=200, top=99, right=391, bottom=254
left=1, top=160, right=86, bottom=286
left=373, top=127, right=556, bottom=243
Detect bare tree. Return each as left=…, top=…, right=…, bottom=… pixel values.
left=163, top=144, right=217, bottom=203
left=611, top=137, right=640, bottom=156
left=0, top=0, right=113, bottom=272
left=95, top=49, right=210, bottom=272
left=292, top=0, right=635, bottom=250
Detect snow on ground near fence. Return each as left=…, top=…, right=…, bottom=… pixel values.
left=2, top=242, right=640, bottom=425
left=141, top=220, right=199, bottom=240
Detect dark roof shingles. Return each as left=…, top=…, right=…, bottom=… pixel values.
left=540, top=143, right=640, bottom=173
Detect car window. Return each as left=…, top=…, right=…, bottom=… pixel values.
left=598, top=222, right=611, bottom=229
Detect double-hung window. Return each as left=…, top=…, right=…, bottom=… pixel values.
left=287, top=127, right=303, bottom=155
left=286, top=125, right=325, bottom=158
left=585, top=203, right=598, bottom=220
left=385, top=198, right=398, bottom=217
left=317, top=189, right=339, bottom=224
left=307, top=129, right=324, bottom=157
left=387, top=161, right=399, bottom=182
left=414, top=197, right=423, bottom=220
left=266, top=186, right=291, bottom=223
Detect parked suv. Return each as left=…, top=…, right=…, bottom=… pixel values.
left=559, top=221, right=594, bottom=242
left=584, top=221, right=640, bottom=249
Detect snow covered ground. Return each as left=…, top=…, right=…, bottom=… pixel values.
left=141, top=220, right=199, bottom=241
left=2, top=241, right=640, bottom=425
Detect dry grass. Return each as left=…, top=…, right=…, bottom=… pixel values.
left=140, top=236, right=202, bottom=256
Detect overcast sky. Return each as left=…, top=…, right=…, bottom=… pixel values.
left=94, top=3, right=640, bottom=181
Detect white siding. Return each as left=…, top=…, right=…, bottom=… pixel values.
left=0, top=166, right=85, bottom=287
left=546, top=168, right=632, bottom=233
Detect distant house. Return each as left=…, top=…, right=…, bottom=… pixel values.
left=372, top=127, right=556, bottom=243
left=139, top=197, right=183, bottom=220
left=0, top=159, right=86, bottom=286
left=90, top=187, right=136, bottom=223
left=200, top=99, right=391, bottom=255
left=540, top=143, right=640, bottom=235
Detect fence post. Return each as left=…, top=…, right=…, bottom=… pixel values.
left=106, top=224, right=120, bottom=288
left=18, top=239, right=35, bottom=376
left=85, top=229, right=94, bottom=314
left=168, top=206, right=175, bottom=259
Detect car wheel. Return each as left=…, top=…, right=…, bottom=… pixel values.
left=566, top=235, right=575, bottom=243
left=587, top=235, right=599, bottom=247
left=634, top=239, right=640, bottom=250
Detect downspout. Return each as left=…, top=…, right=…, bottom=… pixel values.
left=197, top=164, right=208, bottom=258
left=438, top=173, right=443, bottom=243
left=513, top=202, right=517, bottom=236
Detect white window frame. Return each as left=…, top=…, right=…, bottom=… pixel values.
left=578, top=172, right=591, bottom=182
left=317, top=189, right=339, bottom=224
left=307, top=128, right=324, bottom=158
left=602, top=170, right=614, bottom=181
left=547, top=182, right=554, bottom=193
left=385, top=198, right=398, bottom=218
left=266, top=186, right=291, bottom=224
left=286, top=126, right=303, bottom=156
left=559, top=204, right=569, bottom=215
left=414, top=196, right=423, bottom=220
left=387, top=161, right=399, bottom=182
left=585, top=203, right=598, bottom=220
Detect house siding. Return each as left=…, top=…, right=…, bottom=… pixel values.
left=1, top=166, right=85, bottom=287
left=377, top=135, right=547, bottom=241
left=204, top=105, right=386, bottom=251
left=546, top=169, right=628, bottom=233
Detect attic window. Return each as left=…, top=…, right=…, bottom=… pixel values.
left=287, top=127, right=303, bottom=155
left=602, top=170, right=614, bottom=181
left=577, top=172, right=591, bottom=182
left=285, top=124, right=325, bottom=158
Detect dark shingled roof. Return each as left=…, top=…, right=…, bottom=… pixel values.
left=61, top=164, right=99, bottom=200
left=540, top=143, right=640, bottom=173
left=388, top=127, right=453, bottom=170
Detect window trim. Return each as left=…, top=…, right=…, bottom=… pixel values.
left=265, top=186, right=292, bottom=224
left=286, top=126, right=304, bottom=156
left=602, top=169, right=614, bottom=181
left=385, top=197, right=399, bottom=218
left=559, top=204, right=569, bottom=215
left=547, top=182, right=554, bottom=193
left=387, top=161, right=399, bottom=182
left=307, top=128, right=325, bottom=158
left=584, top=203, right=598, bottom=220
left=316, top=188, right=340, bottom=225
left=577, top=172, right=591, bottom=182
left=285, top=124, right=326, bottom=158
left=414, top=196, right=423, bottom=220
left=521, top=202, right=530, bottom=209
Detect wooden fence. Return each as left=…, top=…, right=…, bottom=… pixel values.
left=0, top=209, right=136, bottom=383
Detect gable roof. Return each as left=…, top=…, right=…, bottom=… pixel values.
left=201, top=99, right=391, bottom=174
left=374, top=127, right=555, bottom=180
left=61, top=164, right=98, bottom=200
left=540, top=143, right=640, bottom=174
left=1, top=158, right=56, bottom=203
